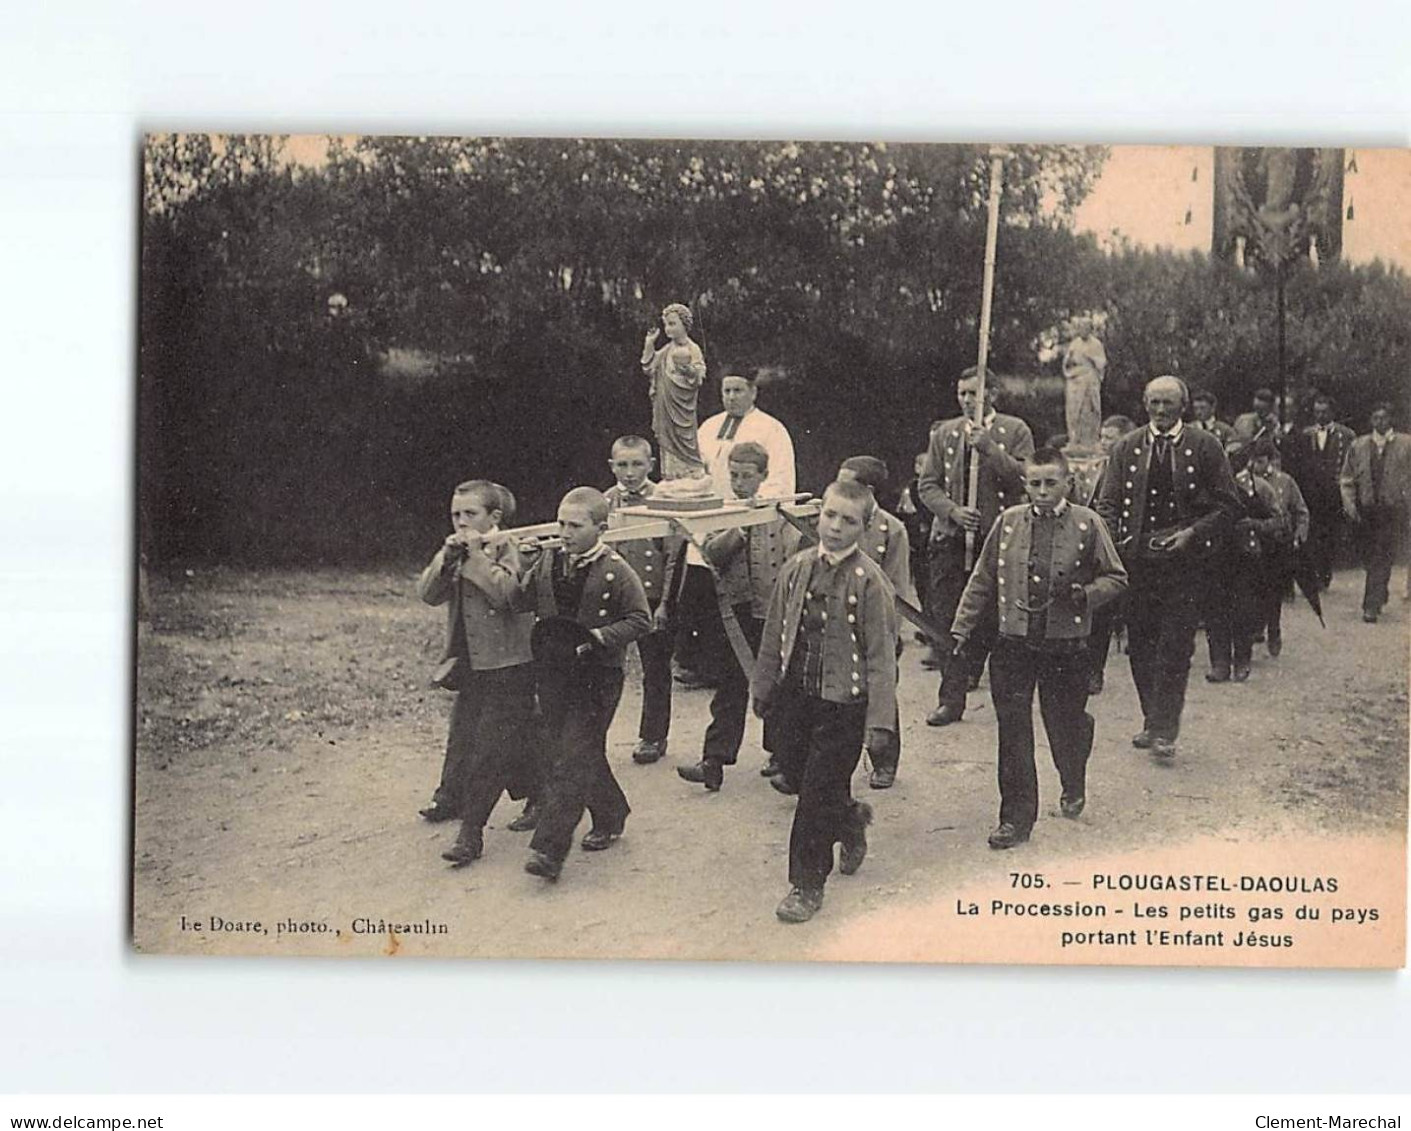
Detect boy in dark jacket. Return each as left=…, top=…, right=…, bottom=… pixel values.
left=515, top=487, right=652, bottom=882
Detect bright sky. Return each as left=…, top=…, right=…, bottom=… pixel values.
left=1075, top=144, right=1411, bottom=271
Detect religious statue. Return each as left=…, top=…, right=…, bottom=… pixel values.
left=640, top=302, right=708, bottom=479
left=1060, top=315, right=1107, bottom=454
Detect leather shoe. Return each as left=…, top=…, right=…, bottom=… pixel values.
left=1267, top=635, right=1282, bottom=658
left=760, top=757, right=783, bottom=778
left=419, top=802, right=458, bottom=823
left=1232, top=663, right=1251, bottom=683
left=775, top=886, right=824, bottom=923
left=1205, top=665, right=1230, bottom=683
left=839, top=802, right=873, bottom=876
left=926, top=704, right=964, bottom=727
left=441, top=825, right=484, bottom=867
left=1152, top=737, right=1177, bottom=759
left=1131, top=730, right=1155, bottom=749
left=1086, top=671, right=1104, bottom=695
left=677, top=759, right=723, bottom=791
left=769, top=775, right=798, bottom=796
left=987, top=822, right=1031, bottom=850
left=1363, top=611, right=1378, bottom=623
left=580, top=826, right=623, bottom=851
left=1060, top=794, right=1086, bottom=819
left=632, top=739, right=666, bottom=764
left=868, top=766, right=896, bottom=790
left=506, top=803, right=539, bottom=832
left=524, top=851, right=562, bottom=881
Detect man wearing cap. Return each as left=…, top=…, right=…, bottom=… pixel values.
left=1096, top=376, right=1242, bottom=758
left=918, top=366, right=1035, bottom=726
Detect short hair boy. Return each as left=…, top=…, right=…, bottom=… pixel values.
left=514, top=486, right=652, bottom=881
left=417, top=480, right=539, bottom=866
left=751, top=478, right=900, bottom=923
left=677, top=441, right=799, bottom=791
left=952, top=448, right=1128, bottom=848
left=1249, top=439, right=1308, bottom=657
left=604, top=435, right=682, bottom=765
left=837, top=455, right=915, bottom=789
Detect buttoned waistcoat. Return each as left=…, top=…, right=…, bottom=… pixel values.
left=750, top=549, right=900, bottom=734
left=917, top=412, right=1034, bottom=542
left=1094, top=425, right=1241, bottom=565
left=515, top=547, right=652, bottom=669
left=952, top=502, right=1128, bottom=643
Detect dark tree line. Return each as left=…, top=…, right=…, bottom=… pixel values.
left=139, top=136, right=1410, bottom=566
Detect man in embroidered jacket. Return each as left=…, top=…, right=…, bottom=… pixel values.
left=917, top=366, right=1035, bottom=725
left=1095, top=376, right=1242, bottom=759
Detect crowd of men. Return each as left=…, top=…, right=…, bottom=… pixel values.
left=418, top=352, right=1409, bottom=924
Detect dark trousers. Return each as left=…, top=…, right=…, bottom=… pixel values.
left=1359, top=505, right=1403, bottom=615
left=1204, top=558, right=1264, bottom=669
left=1126, top=565, right=1202, bottom=740
left=989, top=638, right=1094, bottom=830
left=636, top=617, right=674, bottom=743
left=703, top=604, right=764, bottom=766
left=929, top=536, right=996, bottom=710
left=767, top=684, right=870, bottom=891
left=866, top=697, right=903, bottom=774
left=432, top=664, right=537, bottom=821
left=1305, top=503, right=1342, bottom=589
left=910, top=545, right=930, bottom=623
left=673, top=564, right=714, bottom=674
left=1264, top=549, right=1294, bottom=642
left=1089, top=599, right=1120, bottom=681
left=530, top=665, right=630, bottom=862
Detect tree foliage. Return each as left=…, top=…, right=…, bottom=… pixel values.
left=139, top=136, right=1408, bottom=566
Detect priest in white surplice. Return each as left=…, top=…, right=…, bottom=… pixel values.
left=698, top=372, right=796, bottom=502
left=673, top=372, right=798, bottom=690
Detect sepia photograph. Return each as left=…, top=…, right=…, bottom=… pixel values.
left=132, top=136, right=1409, bottom=965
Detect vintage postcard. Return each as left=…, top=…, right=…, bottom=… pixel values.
left=133, top=137, right=1409, bottom=965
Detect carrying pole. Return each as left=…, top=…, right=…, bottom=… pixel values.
left=966, top=147, right=1006, bottom=571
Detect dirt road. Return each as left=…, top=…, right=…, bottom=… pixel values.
left=132, top=567, right=1408, bottom=962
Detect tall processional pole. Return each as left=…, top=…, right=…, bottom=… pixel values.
left=966, top=146, right=1007, bottom=571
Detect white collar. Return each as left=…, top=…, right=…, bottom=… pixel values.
left=964, top=410, right=997, bottom=431
left=817, top=543, right=859, bottom=568
left=1031, top=498, right=1070, bottom=518
left=568, top=540, right=609, bottom=566
left=1148, top=420, right=1185, bottom=443
left=1373, top=429, right=1395, bottom=445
